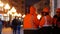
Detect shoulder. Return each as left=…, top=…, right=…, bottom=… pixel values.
left=24, top=14, right=31, bottom=18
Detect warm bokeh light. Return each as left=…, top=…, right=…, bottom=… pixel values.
left=37, top=14, right=41, bottom=20
left=3, top=14, right=9, bottom=21
left=0, top=1, right=4, bottom=7
left=22, top=14, right=25, bottom=18
left=14, top=12, right=18, bottom=16
left=7, top=11, right=12, bottom=15
left=10, top=7, right=16, bottom=12
left=4, top=14, right=8, bottom=16
left=4, top=3, right=10, bottom=9
left=7, top=7, right=16, bottom=16
left=18, top=13, right=22, bottom=17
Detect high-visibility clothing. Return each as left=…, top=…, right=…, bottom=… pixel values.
left=24, top=14, right=39, bottom=29
left=30, top=6, right=36, bottom=15
left=39, top=15, right=52, bottom=28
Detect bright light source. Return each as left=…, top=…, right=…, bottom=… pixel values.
left=15, top=13, right=22, bottom=17
left=10, top=7, right=16, bottom=12
left=18, top=13, right=22, bottom=17
left=14, top=12, right=18, bottom=16
left=19, top=18, right=21, bottom=20
left=37, top=14, right=41, bottom=20
left=7, top=11, right=12, bottom=15
left=21, top=25, right=23, bottom=27
left=22, top=14, right=25, bottom=18
left=0, top=1, right=4, bottom=7
left=4, top=14, right=8, bottom=16
left=4, top=3, right=10, bottom=9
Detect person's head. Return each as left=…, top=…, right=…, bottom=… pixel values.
left=42, top=7, right=50, bottom=16
left=30, top=6, right=36, bottom=15
left=15, top=16, right=17, bottom=19
left=56, top=8, right=60, bottom=16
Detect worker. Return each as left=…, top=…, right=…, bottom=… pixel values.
left=39, top=7, right=52, bottom=34
left=24, top=6, right=39, bottom=34
left=53, top=8, right=60, bottom=34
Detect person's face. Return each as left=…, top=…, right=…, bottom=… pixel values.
left=42, top=12, right=49, bottom=16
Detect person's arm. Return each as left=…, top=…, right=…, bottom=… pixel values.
left=39, top=17, right=45, bottom=28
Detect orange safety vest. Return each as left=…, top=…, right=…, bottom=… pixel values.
left=24, top=14, right=39, bottom=30
left=39, top=15, right=52, bottom=28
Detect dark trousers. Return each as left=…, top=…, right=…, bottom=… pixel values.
left=13, top=29, right=16, bottom=34
left=39, top=27, right=52, bottom=34
left=53, top=27, right=60, bottom=34
left=24, top=30, right=38, bottom=34
left=17, top=26, right=20, bottom=34
left=0, top=31, right=1, bottom=34
left=0, top=25, right=2, bottom=34
left=13, top=26, right=17, bottom=34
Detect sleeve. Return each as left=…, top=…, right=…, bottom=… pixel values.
left=33, top=15, right=40, bottom=27
left=39, top=17, right=45, bottom=28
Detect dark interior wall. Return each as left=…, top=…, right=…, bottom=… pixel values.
left=25, top=0, right=40, bottom=14
left=25, top=0, right=40, bottom=7
left=25, top=0, right=50, bottom=14
left=37, top=0, right=50, bottom=13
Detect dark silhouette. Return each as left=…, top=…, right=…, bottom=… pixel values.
left=0, top=18, right=3, bottom=34
left=17, top=17, right=21, bottom=34
left=12, top=16, right=18, bottom=34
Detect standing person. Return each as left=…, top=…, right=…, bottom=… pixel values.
left=0, top=18, right=3, bottom=34
left=17, top=17, right=21, bottom=34
left=12, top=16, right=18, bottom=34
left=24, top=6, right=39, bottom=34
left=39, top=7, right=52, bottom=34
left=53, top=8, right=60, bottom=34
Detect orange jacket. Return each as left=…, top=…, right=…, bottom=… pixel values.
left=24, top=14, right=39, bottom=29
left=39, top=15, right=52, bottom=28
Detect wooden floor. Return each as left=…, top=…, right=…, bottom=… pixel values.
left=1, top=27, right=23, bottom=34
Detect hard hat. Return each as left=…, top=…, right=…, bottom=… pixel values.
left=43, top=7, right=50, bottom=13
left=56, top=8, right=60, bottom=13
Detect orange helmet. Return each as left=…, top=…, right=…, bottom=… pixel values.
left=30, top=6, right=36, bottom=14
left=43, top=7, right=50, bottom=13
left=56, top=8, right=60, bottom=13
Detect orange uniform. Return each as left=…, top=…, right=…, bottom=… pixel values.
left=39, top=7, right=52, bottom=28
left=24, top=14, right=39, bottom=29
left=39, top=7, right=52, bottom=34
left=39, top=15, right=52, bottom=28
left=24, top=6, right=39, bottom=30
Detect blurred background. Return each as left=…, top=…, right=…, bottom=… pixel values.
left=0, top=0, right=59, bottom=34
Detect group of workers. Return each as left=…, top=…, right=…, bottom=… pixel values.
left=23, top=6, right=60, bottom=34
